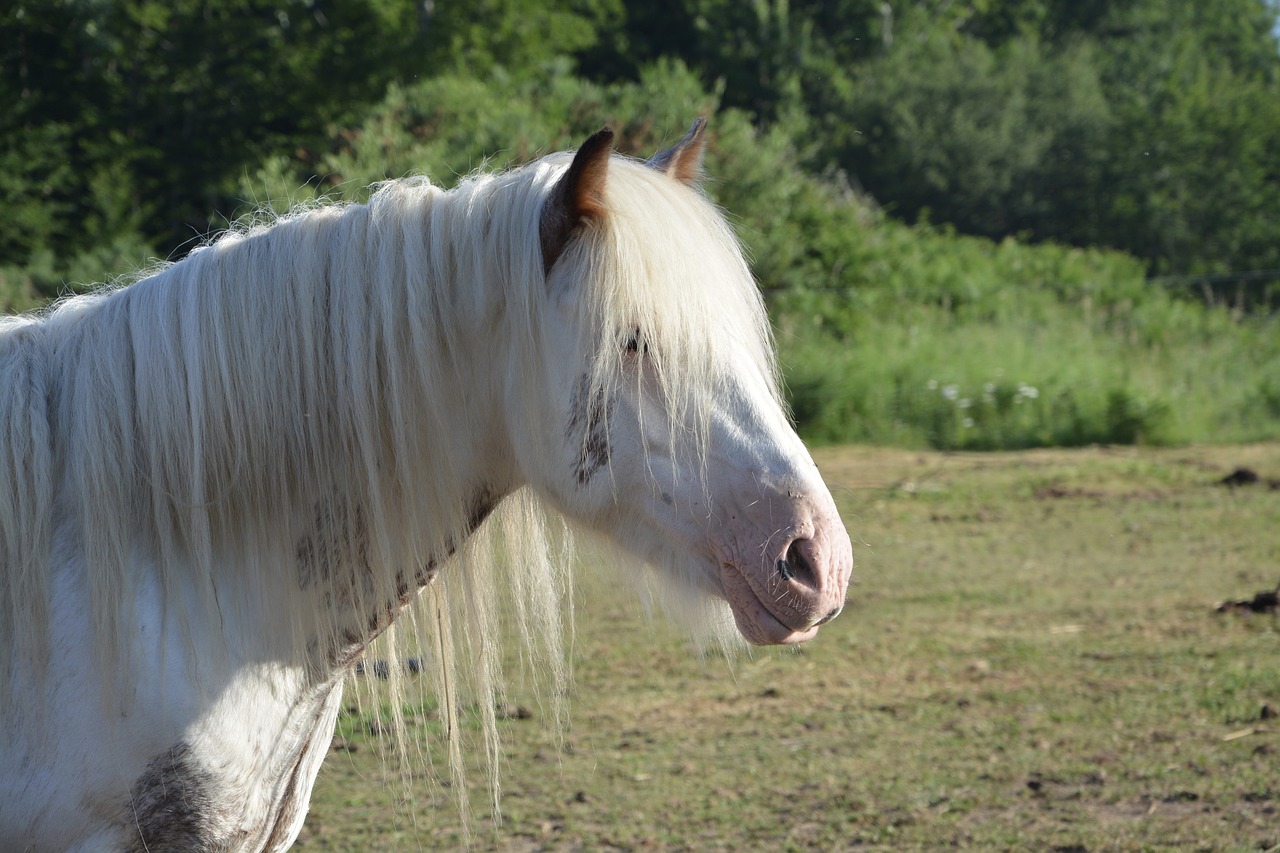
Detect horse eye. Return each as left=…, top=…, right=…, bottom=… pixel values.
left=623, top=329, right=646, bottom=355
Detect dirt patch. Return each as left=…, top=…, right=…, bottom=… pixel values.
left=1219, top=467, right=1280, bottom=489
left=930, top=508, right=1002, bottom=523
left=1033, top=485, right=1166, bottom=502
left=1035, top=485, right=1109, bottom=500
left=949, top=790, right=1278, bottom=852
left=1216, top=584, right=1280, bottom=614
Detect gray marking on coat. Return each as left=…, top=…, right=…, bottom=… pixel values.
left=330, top=488, right=501, bottom=669
left=125, top=741, right=236, bottom=852
left=566, top=374, right=613, bottom=486
left=296, top=501, right=369, bottom=590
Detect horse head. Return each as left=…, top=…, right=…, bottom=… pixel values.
left=510, top=120, right=853, bottom=645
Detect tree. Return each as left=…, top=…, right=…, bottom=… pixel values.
left=829, top=31, right=1112, bottom=243
left=423, top=0, right=622, bottom=77
left=808, top=0, right=1280, bottom=274
left=2, top=0, right=431, bottom=264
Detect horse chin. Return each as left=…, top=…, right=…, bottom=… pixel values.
left=716, top=562, right=822, bottom=646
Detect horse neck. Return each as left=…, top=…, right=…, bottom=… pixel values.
left=54, top=187, right=526, bottom=682
left=205, top=195, right=525, bottom=671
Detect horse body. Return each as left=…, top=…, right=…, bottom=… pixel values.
left=4, top=551, right=343, bottom=850
left=0, top=121, right=852, bottom=851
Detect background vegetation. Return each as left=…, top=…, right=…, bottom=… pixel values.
left=4, top=0, right=1280, bottom=448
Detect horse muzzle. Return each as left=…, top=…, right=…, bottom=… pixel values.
left=716, top=499, right=853, bottom=645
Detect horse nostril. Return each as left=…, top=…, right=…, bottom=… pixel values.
left=815, top=605, right=842, bottom=627
left=777, top=538, right=817, bottom=589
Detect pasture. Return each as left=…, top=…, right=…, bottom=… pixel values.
left=300, top=443, right=1279, bottom=851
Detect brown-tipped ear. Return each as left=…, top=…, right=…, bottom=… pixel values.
left=645, top=117, right=708, bottom=187
left=540, top=127, right=614, bottom=275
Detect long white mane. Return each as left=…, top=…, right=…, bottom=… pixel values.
left=0, top=148, right=781, bottom=811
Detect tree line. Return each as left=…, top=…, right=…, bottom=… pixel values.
left=3, top=0, right=1279, bottom=291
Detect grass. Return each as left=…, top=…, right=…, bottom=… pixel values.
left=299, top=443, right=1280, bottom=851
left=778, top=294, right=1280, bottom=450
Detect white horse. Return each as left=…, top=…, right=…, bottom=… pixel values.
left=0, top=119, right=852, bottom=851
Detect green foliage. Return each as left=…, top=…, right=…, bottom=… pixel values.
left=781, top=276, right=1280, bottom=449
left=2, top=0, right=434, bottom=267
left=422, top=0, right=622, bottom=77
left=232, top=65, right=1280, bottom=451
left=5, top=0, right=1280, bottom=450
left=7, top=0, right=1280, bottom=279
left=237, top=60, right=725, bottom=209
left=599, top=0, right=1280, bottom=275
left=834, top=34, right=1113, bottom=243
left=1102, top=33, right=1280, bottom=274
left=814, top=1, right=1280, bottom=275
left=0, top=233, right=159, bottom=314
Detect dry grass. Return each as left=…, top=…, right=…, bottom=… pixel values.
left=299, top=444, right=1280, bottom=852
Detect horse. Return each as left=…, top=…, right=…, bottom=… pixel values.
left=0, top=119, right=853, bottom=851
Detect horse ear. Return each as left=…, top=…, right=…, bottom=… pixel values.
left=540, top=127, right=614, bottom=275
left=645, top=117, right=708, bottom=187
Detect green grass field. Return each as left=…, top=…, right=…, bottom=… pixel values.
left=299, top=444, right=1280, bottom=852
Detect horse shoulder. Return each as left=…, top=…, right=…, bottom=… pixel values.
left=2, top=547, right=344, bottom=852
left=124, top=682, right=343, bottom=852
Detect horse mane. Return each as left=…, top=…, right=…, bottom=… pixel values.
left=0, top=145, right=780, bottom=816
